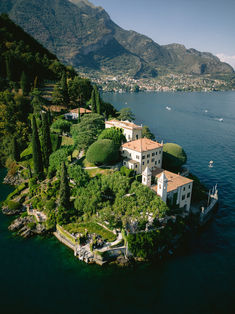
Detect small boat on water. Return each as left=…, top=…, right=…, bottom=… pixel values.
left=215, top=118, right=223, bottom=122
left=166, top=106, right=171, bottom=111
left=204, top=109, right=208, bottom=113
left=208, top=160, right=214, bottom=168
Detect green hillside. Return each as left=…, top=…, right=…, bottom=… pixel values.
left=0, top=13, right=62, bottom=87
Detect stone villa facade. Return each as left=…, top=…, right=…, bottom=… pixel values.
left=121, top=138, right=163, bottom=174
left=105, top=120, right=142, bottom=142
left=142, top=167, right=193, bottom=212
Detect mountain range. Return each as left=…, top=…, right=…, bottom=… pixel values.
left=0, top=0, right=233, bottom=78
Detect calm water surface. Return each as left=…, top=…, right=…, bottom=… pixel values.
left=1, top=91, right=235, bottom=314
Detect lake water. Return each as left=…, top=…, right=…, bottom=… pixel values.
left=1, top=91, right=235, bottom=314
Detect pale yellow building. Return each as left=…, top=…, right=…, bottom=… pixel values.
left=105, top=120, right=142, bottom=142
left=121, top=138, right=163, bottom=174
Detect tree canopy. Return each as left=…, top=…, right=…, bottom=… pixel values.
left=86, top=139, right=120, bottom=165
left=118, top=107, right=135, bottom=121
left=98, top=127, right=126, bottom=147
left=162, top=143, right=187, bottom=171
left=71, top=113, right=105, bottom=151
left=142, top=125, right=155, bottom=140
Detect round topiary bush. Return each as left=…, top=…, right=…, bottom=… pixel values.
left=86, top=139, right=120, bottom=165
left=162, top=143, right=187, bottom=171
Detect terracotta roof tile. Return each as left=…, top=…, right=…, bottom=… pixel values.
left=152, top=168, right=193, bottom=192
left=122, top=138, right=163, bottom=152
left=105, top=120, right=142, bottom=130
left=70, top=108, right=92, bottom=114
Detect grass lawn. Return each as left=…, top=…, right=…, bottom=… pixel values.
left=61, top=136, right=74, bottom=146
left=76, top=156, right=96, bottom=168
left=64, top=222, right=116, bottom=242
left=86, top=168, right=114, bottom=177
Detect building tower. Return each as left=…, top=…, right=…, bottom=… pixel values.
left=142, top=167, right=152, bottom=187
left=157, top=172, right=168, bottom=203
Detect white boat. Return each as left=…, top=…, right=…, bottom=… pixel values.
left=208, top=160, right=214, bottom=168
left=218, top=118, right=223, bottom=122
left=166, top=106, right=171, bottom=111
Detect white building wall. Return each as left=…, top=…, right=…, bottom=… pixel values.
left=177, top=182, right=193, bottom=211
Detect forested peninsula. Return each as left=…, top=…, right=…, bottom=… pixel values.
left=1, top=15, right=207, bottom=266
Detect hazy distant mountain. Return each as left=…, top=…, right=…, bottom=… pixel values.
left=0, top=0, right=233, bottom=78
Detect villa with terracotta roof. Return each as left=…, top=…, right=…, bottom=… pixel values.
left=142, top=167, right=193, bottom=211
left=121, top=138, right=163, bottom=174
left=64, top=108, right=92, bottom=120
left=105, top=120, right=142, bottom=142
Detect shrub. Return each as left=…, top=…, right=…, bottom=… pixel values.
left=162, top=143, right=187, bottom=171
left=27, top=222, right=36, bottom=230
left=86, top=139, right=119, bottom=165
left=21, top=212, right=28, bottom=218
left=120, top=166, right=134, bottom=177
left=6, top=200, right=21, bottom=211
left=51, top=133, right=62, bottom=152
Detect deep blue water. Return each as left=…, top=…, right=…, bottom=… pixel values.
left=1, top=91, right=235, bottom=314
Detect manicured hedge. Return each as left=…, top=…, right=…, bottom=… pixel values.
left=86, top=139, right=119, bottom=165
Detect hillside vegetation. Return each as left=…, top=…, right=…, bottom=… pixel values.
left=0, top=0, right=233, bottom=78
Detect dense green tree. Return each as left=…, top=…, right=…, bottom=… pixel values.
left=68, top=165, right=89, bottom=187
left=162, top=143, right=187, bottom=171
left=41, top=112, right=52, bottom=169
left=68, top=76, right=93, bottom=106
left=71, top=113, right=105, bottom=151
left=90, top=89, right=96, bottom=113
left=31, top=115, right=43, bottom=178
left=86, top=139, right=120, bottom=165
left=98, top=127, right=126, bottom=147
left=12, top=137, right=20, bottom=161
left=94, top=85, right=101, bottom=115
left=59, top=162, right=70, bottom=210
left=5, top=54, right=13, bottom=81
left=51, top=119, right=71, bottom=135
left=118, top=107, right=135, bottom=121
left=60, top=71, right=69, bottom=105
left=20, top=71, right=30, bottom=95
left=49, top=148, right=69, bottom=174
left=30, top=88, right=45, bottom=114
left=101, top=101, right=117, bottom=119
left=142, top=126, right=155, bottom=140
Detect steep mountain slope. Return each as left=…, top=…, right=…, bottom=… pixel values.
left=0, top=0, right=233, bottom=77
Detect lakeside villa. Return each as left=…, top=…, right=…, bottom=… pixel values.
left=105, top=120, right=142, bottom=141
left=105, top=120, right=193, bottom=211
left=121, top=138, right=163, bottom=173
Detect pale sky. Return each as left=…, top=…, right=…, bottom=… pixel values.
left=91, top=0, right=235, bottom=68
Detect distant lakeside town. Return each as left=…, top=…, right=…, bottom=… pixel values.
left=81, top=72, right=235, bottom=93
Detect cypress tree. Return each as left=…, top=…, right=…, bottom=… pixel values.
left=12, top=137, right=20, bottom=162
left=5, top=54, right=13, bottom=81
left=94, top=85, right=101, bottom=115
left=59, top=162, right=70, bottom=209
left=27, top=164, right=32, bottom=179
left=32, top=115, right=44, bottom=178
left=91, top=88, right=96, bottom=113
left=78, top=107, right=81, bottom=123
left=41, top=112, right=52, bottom=169
left=20, top=71, right=30, bottom=95
left=61, top=71, right=69, bottom=105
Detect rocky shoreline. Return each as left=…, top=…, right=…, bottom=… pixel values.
left=8, top=215, right=47, bottom=238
